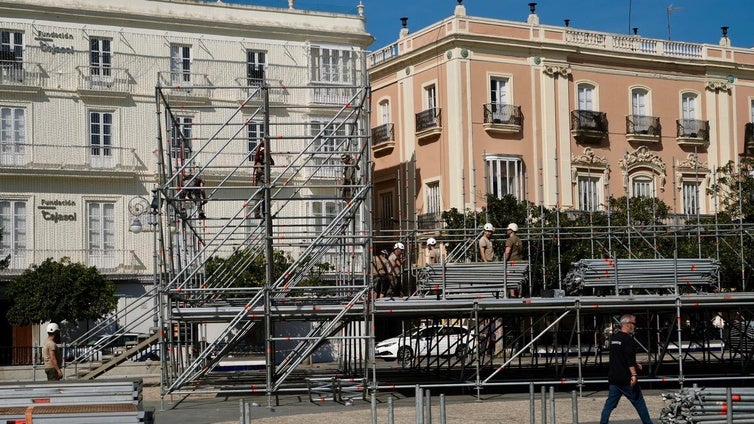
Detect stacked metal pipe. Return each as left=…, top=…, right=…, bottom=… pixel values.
left=660, top=387, right=754, bottom=424
left=563, top=258, right=720, bottom=295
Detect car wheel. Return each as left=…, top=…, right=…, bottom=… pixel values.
left=397, top=346, right=413, bottom=368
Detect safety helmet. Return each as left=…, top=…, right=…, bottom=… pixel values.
left=394, top=242, right=405, bottom=250
left=380, top=249, right=389, bottom=256
left=46, top=323, right=60, bottom=333
left=483, top=223, right=494, bottom=232
left=426, top=237, right=437, bottom=246
left=507, top=223, right=519, bottom=232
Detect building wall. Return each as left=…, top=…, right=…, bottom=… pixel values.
left=369, top=6, right=754, bottom=230
left=0, top=0, right=371, bottom=337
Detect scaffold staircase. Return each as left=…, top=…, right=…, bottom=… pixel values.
left=153, top=65, right=373, bottom=395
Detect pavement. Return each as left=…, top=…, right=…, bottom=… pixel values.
left=148, top=384, right=670, bottom=423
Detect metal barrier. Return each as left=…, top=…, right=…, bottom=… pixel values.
left=417, top=262, right=529, bottom=299
left=305, top=377, right=366, bottom=403
left=0, top=379, right=144, bottom=423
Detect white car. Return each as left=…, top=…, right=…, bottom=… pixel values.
left=375, top=325, right=476, bottom=367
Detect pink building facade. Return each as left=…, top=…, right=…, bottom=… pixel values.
left=368, top=4, right=754, bottom=235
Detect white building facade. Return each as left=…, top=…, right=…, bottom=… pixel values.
left=0, top=0, right=372, bottom=353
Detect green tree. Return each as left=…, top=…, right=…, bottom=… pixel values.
left=5, top=257, right=118, bottom=326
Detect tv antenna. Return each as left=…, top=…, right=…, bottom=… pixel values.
left=666, top=4, right=682, bottom=40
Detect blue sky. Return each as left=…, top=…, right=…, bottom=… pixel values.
left=227, top=0, right=754, bottom=51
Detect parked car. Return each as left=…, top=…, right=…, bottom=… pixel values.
left=375, top=325, right=476, bottom=367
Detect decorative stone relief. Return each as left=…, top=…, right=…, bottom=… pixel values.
left=675, top=153, right=710, bottom=191
left=542, top=63, right=571, bottom=78
left=619, top=146, right=667, bottom=192
left=571, top=147, right=607, bottom=182
left=706, top=80, right=731, bottom=92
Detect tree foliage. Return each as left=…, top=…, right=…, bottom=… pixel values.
left=5, top=257, right=118, bottom=326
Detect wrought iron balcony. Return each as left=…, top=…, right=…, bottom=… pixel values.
left=76, top=66, right=132, bottom=95
left=0, top=248, right=145, bottom=276
left=676, top=119, right=709, bottom=146
left=157, top=71, right=213, bottom=100
left=625, top=115, right=661, bottom=142
left=417, top=212, right=443, bottom=230
left=0, top=60, right=44, bottom=90
left=371, top=123, right=395, bottom=154
left=483, top=103, right=523, bottom=134
left=570, top=110, right=608, bottom=143
left=0, top=143, right=142, bottom=172
left=415, top=108, right=442, bottom=141
left=743, top=123, right=754, bottom=156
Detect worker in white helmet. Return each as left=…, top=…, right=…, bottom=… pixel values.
left=479, top=223, right=496, bottom=262
left=43, top=323, right=63, bottom=381
left=504, top=223, right=523, bottom=297
left=426, top=237, right=440, bottom=265
left=387, top=242, right=405, bottom=297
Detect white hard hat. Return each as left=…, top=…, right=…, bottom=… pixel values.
left=46, top=323, right=60, bottom=333
left=483, top=223, right=494, bottom=232
left=507, top=223, right=519, bottom=232
left=427, top=237, right=437, bottom=246
left=394, top=242, right=405, bottom=250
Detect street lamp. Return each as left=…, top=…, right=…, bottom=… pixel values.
left=129, top=217, right=143, bottom=233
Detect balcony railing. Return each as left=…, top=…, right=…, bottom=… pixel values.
left=625, top=115, right=661, bottom=142
left=418, top=212, right=443, bottom=230
left=0, top=60, right=44, bottom=88
left=0, top=249, right=145, bottom=275
left=371, top=123, right=394, bottom=145
left=311, top=86, right=357, bottom=105
left=76, top=66, right=132, bottom=94
left=0, top=143, right=141, bottom=171
left=744, top=123, right=754, bottom=156
left=157, top=71, right=213, bottom=99
left=676, top=119, right=709, bottom=145
left=483, top=103, right=523, bottom=134
left=415, top=108, right=441, bottom=133
left=570, top=110, right=608, bottom=143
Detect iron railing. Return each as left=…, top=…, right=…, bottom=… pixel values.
left=483, top=103, right=523, bottom=126
left=75, top=66, right=133, bottom=93
left=157, top=71, right=213, bottom=98
left=676, top=119, right=710, bottom=140
left=415, top=108, right=441, bottom=132
left=371, top=123, right=394, bottom=144
left=625, top=114, right=661, bottom=136
left=570, top=110, right=608, bottom=133
left=0, top=60, right=44, bottom=87
left=417, top=212, right=442, bottom=230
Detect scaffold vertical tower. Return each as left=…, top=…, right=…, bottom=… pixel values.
left=152, top=43, right=372, bottom=397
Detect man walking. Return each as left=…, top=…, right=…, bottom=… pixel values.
left=43, top=323, right=63, bottom=381
left=600, top=314, right=654, bottom=424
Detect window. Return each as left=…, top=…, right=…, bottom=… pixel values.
left=682, top=180, right=700, bottom=215
left=577, top=175, right=600, bottom=211
left=310, top=45, right=355, bottom=84
left=311, top=199, right=339, bottom=231
left=87, top=202, right=115, bottom=269
left=246, top=50, right=266, bottom=87
left=247, top=121, right=264, bottom=159
left=168, top=115, right=193, bottom=163
left=632, top=176, right=654, bottom=198
left=425, top=84, right=437, bottom=111
left=681, top=93, right=697, bottom=121
left=89, top=38, right=111, bottom=77
left=379, top=191, right=393, bottom=229
left=0, top=30, right=23, bottom=82
left=89, top=111, right=114, bottom=168
left=0, top=200, right=26, bottom=269
left=631, top=88, right=649, bottom=132
left=577, top=84, right=594, bottom=111
left=310, top=120, right=350, bottom=178
left=486, top=156, right=523, bottom=199
left=170, top=45, right=191, bottom=84
left=380, top=100, right=390, bottom=125
left=0, top=106, right=26, bottom=166
left=490, top=77, right=511, bottom=122
left=426, top=181, right=440, bottom=215
left=750, top=99, right=754, bottom=123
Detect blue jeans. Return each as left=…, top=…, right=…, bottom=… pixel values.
left=599, top=383, right=654, bottom=424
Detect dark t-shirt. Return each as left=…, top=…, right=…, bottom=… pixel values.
left=607, top=331, right=637, bottom=385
